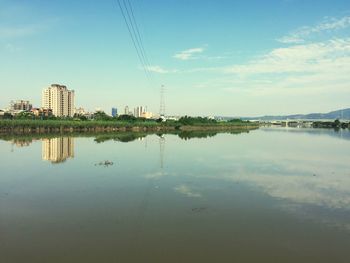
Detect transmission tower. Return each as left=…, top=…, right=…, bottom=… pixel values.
left=159, top=85, right=166, bottom=117
left=159, top=135, right=165, bottom=170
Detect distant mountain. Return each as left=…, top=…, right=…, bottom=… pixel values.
left=239, top=108, right=350, bottom=121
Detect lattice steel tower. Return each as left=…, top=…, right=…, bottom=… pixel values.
left=159, top=85, right=166, bottom=117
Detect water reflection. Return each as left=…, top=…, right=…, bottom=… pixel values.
left=174, top=184, right=202, bottom=198
left=178, top=131, right=218, bottom=140
left=11, top=139, right=34, bottom=148
left=177, top=130, right=250, bottom=140
left=93, top=133, right=146, bottom=143
left=1, top=128, right=350, bottom=262
left=158, top=134, right=165, bottom=170
left=92, top=129, right=252, bottom=143
left=262, top=127, right=350, bottom=141
left=42, top=137, right=75, bottom=163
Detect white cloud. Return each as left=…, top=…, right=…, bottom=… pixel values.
left=227, top=38, right=350, bottom=75
left=173, top=47, right=205, bottom=60
left=0, top=24, right=45, bottom=39
left=148, top=38, right=350, bottom=99
left=144, top=65, right=224, bottom=74
left=4, top=43, right=22, bottom=52
left=186, top=67, right=224, bottom=73
left=221, top=38, right=350, bottom=96
left=277, top=35, right=305, bottom=44
left=148, top=16, right=350, bottom=104
left=146, top=65, right=178, bottom=74
left=278, top=16, right=350, bottom=44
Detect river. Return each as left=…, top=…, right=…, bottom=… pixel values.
left=0, top=128, right=349, bottom=262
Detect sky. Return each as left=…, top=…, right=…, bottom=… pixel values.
left=0, top=0, right=350, bottom=117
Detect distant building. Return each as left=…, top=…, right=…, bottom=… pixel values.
left=124, top=105, right=130, bottom=115
left=10, top=100, right=32, bottom=111
left=31, top=108, right=53, bottom=117
left=42, top=84, right=75, bottom=117
left=134, top=106, right=145, bottom=118
left=132, top=106, right=153, bottom=118
left=112, top=107, right=118, bottom=117
left=74, top=107, right=86, bottom=115
left=140, top=111, right=153, bottom=119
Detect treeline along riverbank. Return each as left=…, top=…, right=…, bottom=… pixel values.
left=0, top=118, right=258, bottom=134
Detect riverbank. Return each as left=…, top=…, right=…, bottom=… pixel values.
left=0, top=119, right=259, bottom=134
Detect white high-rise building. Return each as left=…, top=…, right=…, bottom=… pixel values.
left=42, top=84, right=75, bottom=117
left=134, top=106, right=144, bottom=117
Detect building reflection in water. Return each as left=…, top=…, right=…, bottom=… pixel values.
left=42, top=137, right=75, bottom=163
left=11, top=139, right=34, bottom=148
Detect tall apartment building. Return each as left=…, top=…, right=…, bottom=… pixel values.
left=42, top=84, right=75, bottom=117
left=134, top=106, right=145, bottom=118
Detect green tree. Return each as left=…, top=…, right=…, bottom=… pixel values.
left=93, top=111, right=112, bottom=121
left=178, top=116, right=217, bottom=125
left=1, top=112, right=13, bottom=119
left=117, top=114, right=137, bottom=121
left=15, top=111, right=35, bottom=120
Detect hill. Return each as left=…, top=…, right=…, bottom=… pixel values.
left=240, top=108, right=350, bottom=121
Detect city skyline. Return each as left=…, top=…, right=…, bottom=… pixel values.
left=1, top=0, right=350, bottom=116
left=0, top=84, right=157, bottom=118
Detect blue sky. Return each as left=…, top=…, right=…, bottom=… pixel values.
left=1, top=0, right=350, bottom=116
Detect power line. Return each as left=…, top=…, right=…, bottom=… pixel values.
left=125, top=0, right=152, bottom=74
left=116, top=0, right=152, bottom=81
left=116, top=0, right=154, bottom=82
left=124, top=0, right=155, bottom=83
left=122, top=0, right=150, bottom=73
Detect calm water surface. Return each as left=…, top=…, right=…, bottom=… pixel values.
left=0, top=128, right=350, bottom=262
